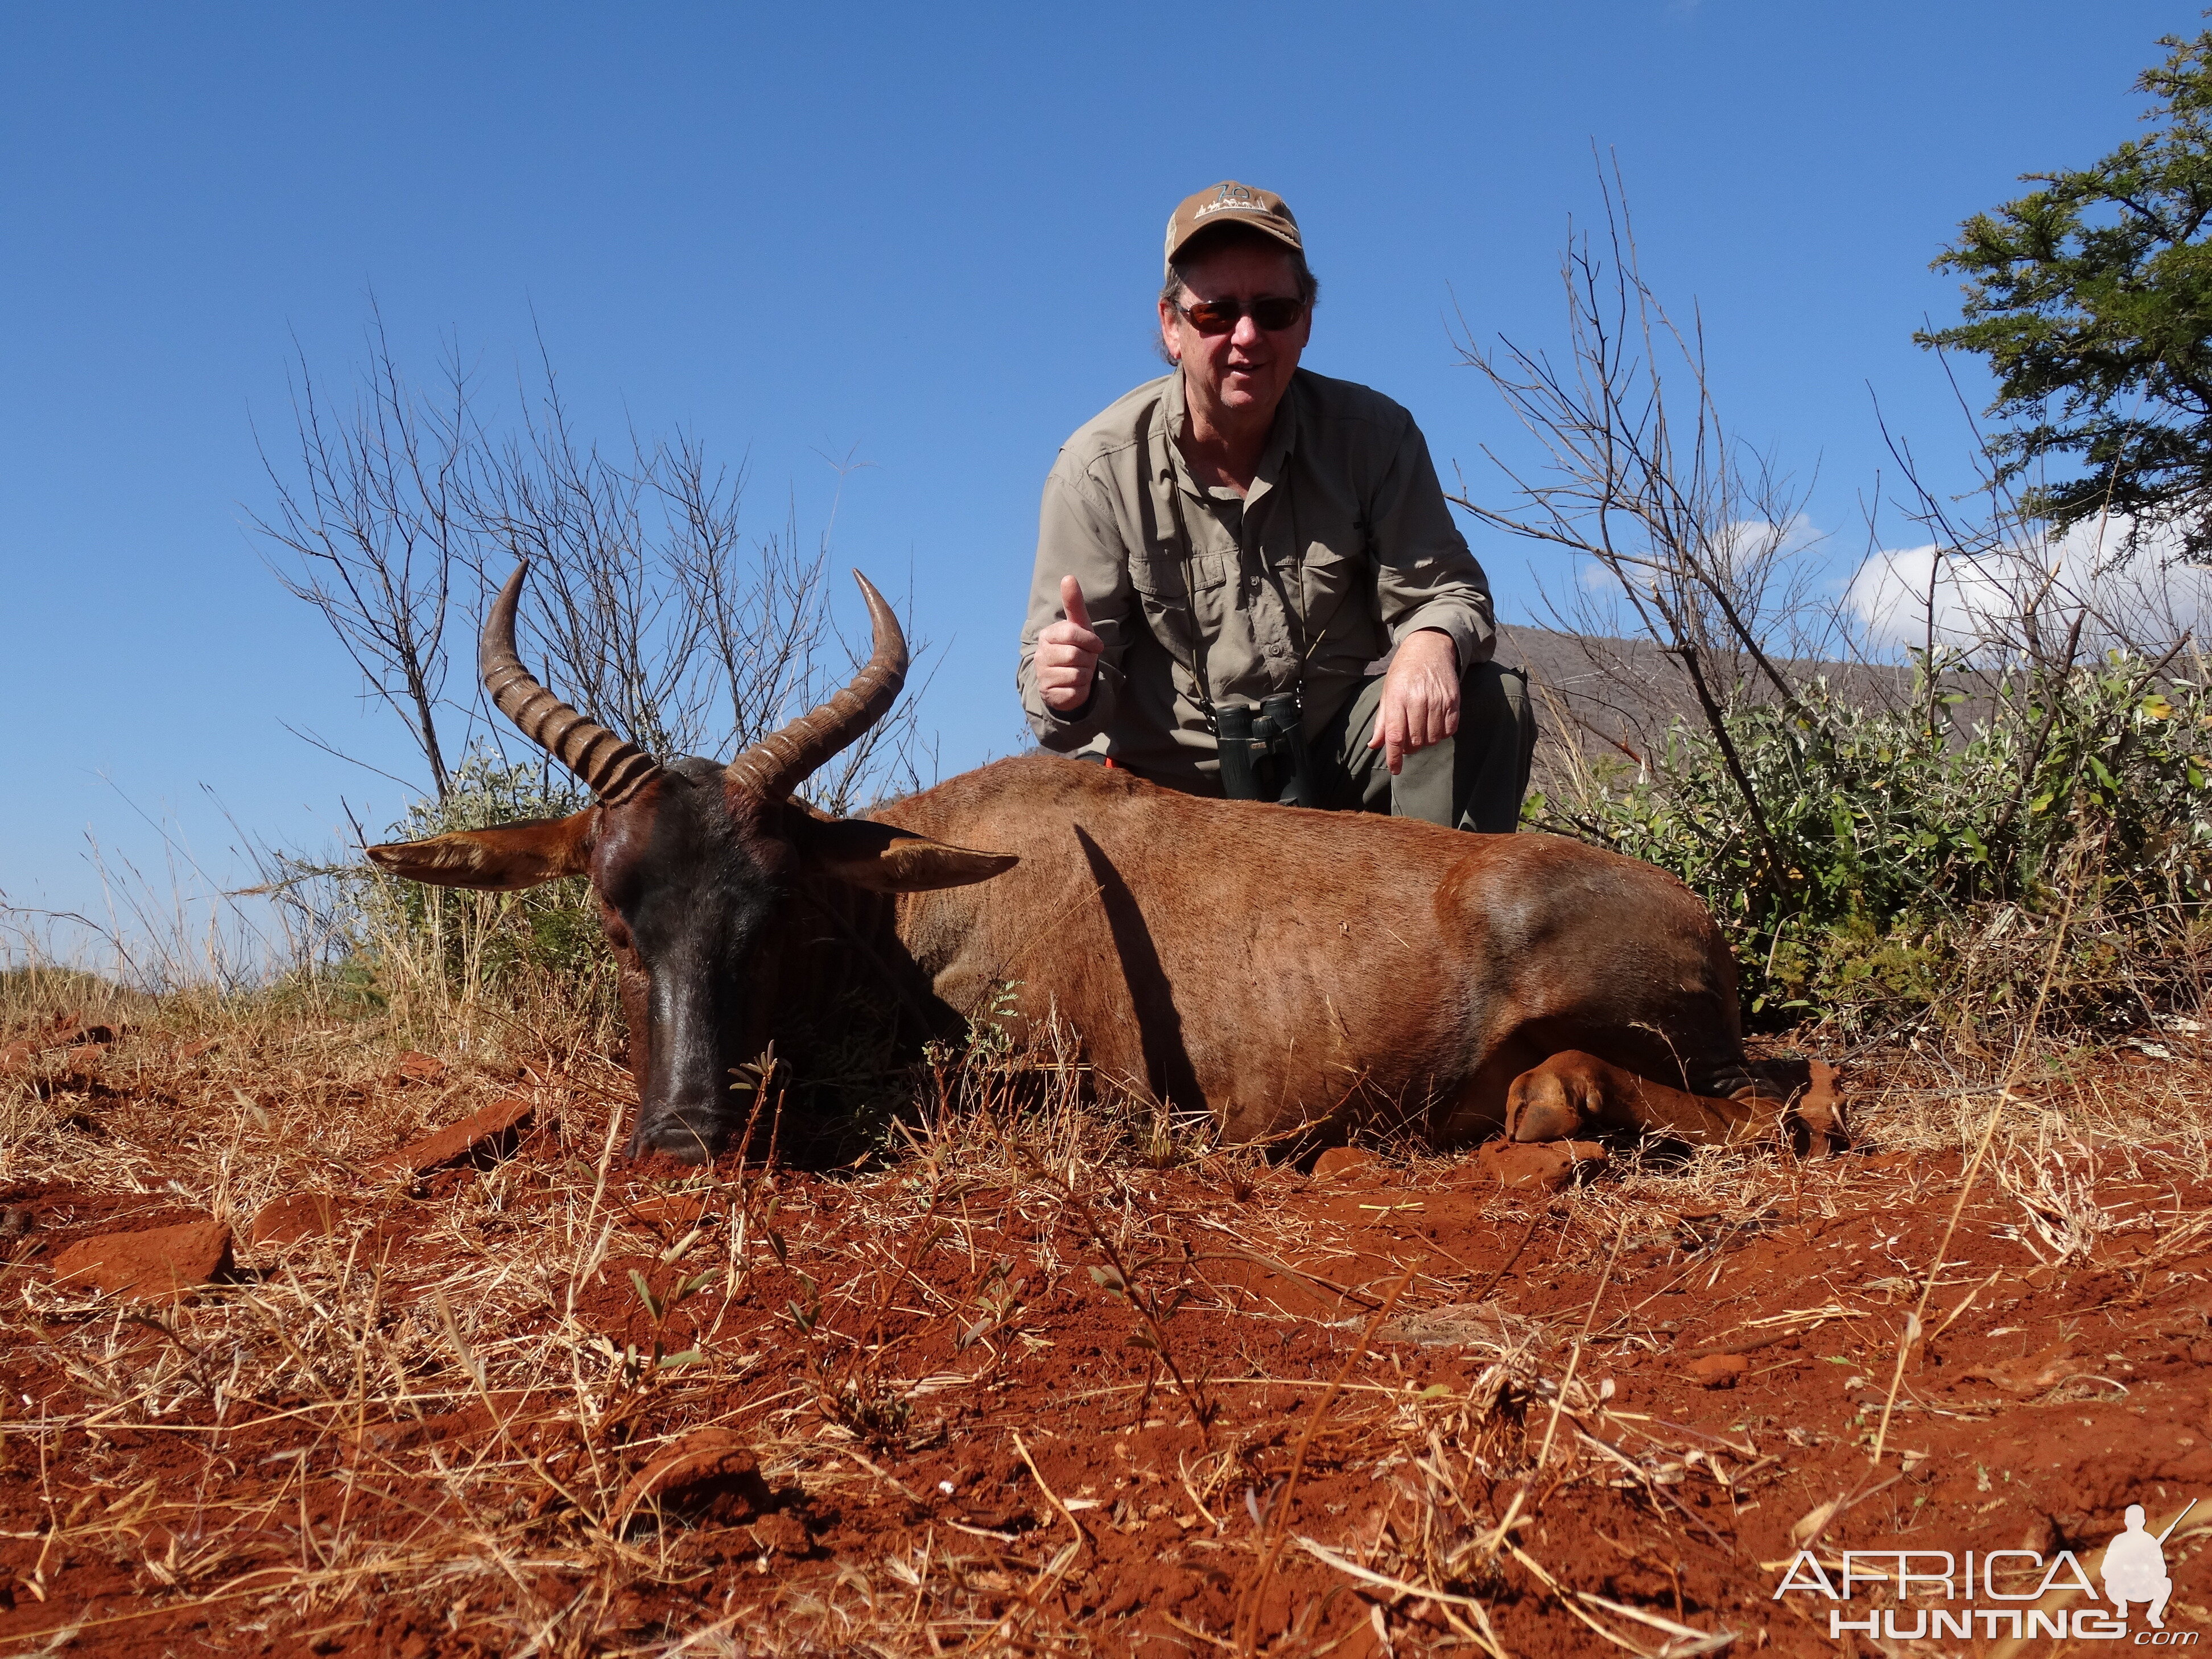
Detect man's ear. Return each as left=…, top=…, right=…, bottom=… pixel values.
left=795, top=817, right=1018, bottom=893
left=366, top=812, right=595, bottom=892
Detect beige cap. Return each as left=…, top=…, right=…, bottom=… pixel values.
left=1163, top=181, right=1302, bottom=274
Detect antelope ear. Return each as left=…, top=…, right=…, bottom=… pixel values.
left=366, top=812, right=595, bottom=892
left=797, top=817, right=1018, bottom=893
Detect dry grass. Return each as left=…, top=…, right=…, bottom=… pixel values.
left=6, top=975, right=2212, bottom=1654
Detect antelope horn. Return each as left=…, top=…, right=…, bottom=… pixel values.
left=480, top=565, right=663, bottom=804
left=725, top=572, right=907, bottom=800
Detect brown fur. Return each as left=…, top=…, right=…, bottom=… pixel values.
left=868, top=756, right=1810, bottom=1148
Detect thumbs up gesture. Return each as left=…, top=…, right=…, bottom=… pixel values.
left=1037, top=575, right=1104, bottom=713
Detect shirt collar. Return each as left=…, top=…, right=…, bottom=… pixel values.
left=1159, top=369, right=1303, bottom=501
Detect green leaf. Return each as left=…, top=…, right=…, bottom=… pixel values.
left=656, top=1349, right=705, bottom=1369
left=629, top=1269, right=661, bottom=1323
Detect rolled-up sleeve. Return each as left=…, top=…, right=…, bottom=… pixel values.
left=1017, top=463, right=1137, bottom=750
left=1369, top=417, right=1496, bottom=668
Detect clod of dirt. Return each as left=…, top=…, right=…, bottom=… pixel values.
left=391, top=1050, right=447, bottom=1084
left=46, top=1009, right=119, bottom=1047
left=1685, top=1352, right=1751, bottom=1389
left=750, top=1509, right=811, bottom=1557
left=172, top=1035, right=224, bottom=1062
left=49, top=1218, right=234, bottom=1301
left=368, top=1096, right=535, bottom=1178
left=614, top=1427, right=767, bottom=1531
left=1312, top=1147, right=1381, bottom=1181
left=0, top=1013, right=119, bottom=1072
left=250, top=1192, right=349, bottom=1247
left=1476, top=1138, right=1607, bottom=1190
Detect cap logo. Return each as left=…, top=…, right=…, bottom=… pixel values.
left=1194, top=185, right=1266, bottom=222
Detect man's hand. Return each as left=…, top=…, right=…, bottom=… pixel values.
left=1368, top=628, right=1459, bottom=774
left=1036, top=575, right=1104, bottom=713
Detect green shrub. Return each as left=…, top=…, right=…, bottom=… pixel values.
left=1532, top=653, right=2212, bottom=1034
left=350, top=753, right=618, bottom=1033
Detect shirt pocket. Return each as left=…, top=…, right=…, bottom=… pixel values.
left=1130, top=545, right=1231, bottom=666
left=1297, top=532, right=1364, bottom=635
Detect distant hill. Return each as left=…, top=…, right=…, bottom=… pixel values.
left=1495, top=622, right=1919, bottom=777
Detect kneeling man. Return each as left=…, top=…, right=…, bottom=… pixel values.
left=1018, top=180, right=1534, bottom=830
left=2104, top=1504, right=2172, bottom=1628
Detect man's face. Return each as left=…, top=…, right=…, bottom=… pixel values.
left=1158, top=240, right=1311, bottom=426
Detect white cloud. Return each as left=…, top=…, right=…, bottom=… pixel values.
left=1844, top=515, right=2212, bottom=658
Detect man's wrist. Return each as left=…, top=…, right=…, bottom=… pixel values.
left=1408, top=628, right=1458, bottom=668
left=1045, top=681, right=1096, bottom=723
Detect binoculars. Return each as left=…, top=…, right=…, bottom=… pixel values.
left=1215, top=693, right=1315, bottom=807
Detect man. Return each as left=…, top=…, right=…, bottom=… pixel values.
left=1017, top=180, right=1534, bottom=830
left=2104, top=1504, right=2172, bottom=1629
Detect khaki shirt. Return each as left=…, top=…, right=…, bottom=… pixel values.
left=1017, top=368, right=1496, bottom=789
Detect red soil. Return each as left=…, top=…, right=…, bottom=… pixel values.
left=4, top=1076, right=2211, bottom=1654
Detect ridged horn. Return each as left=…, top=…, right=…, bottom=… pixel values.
left=725, top=571, right=907, bottom=800
left=480, top=565, right=664, bottom=804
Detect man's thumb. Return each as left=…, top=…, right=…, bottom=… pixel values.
left=1059, top=574, right=1093, bottom=632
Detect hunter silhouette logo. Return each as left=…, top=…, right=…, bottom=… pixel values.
left=2108, top=1505, right=2177, bottom=1630
left=1770, top=1497, right=2199, bottom=1643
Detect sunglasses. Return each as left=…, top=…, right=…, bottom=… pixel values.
left=1175, top=295, right=1306, bottom=335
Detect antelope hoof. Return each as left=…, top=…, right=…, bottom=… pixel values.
left=625, top=1114, right=721, bottom=1165
left=1784, top=1059, right=1849, bottom=1157
left=1504, top=1067, right=1594, bottom=1143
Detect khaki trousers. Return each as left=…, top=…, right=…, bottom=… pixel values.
left=1306, top=659, right=1537, bottom=832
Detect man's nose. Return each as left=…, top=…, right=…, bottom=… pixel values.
left=1230, top=311, right=1265, bottom=350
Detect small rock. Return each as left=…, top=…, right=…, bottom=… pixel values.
left=369, top=1097, right=535, bottom=1178
left=750, top=1509, right=811, bottom=1556
left=1313, top=1147, right=1380, bottom=1181
left=615, top=1427, right=766, bottom=1529
left=49, top=1010, right=118, bottom=1047
left=1, top=1205, right=35, bottom=1239
left=250, top=1192, right=348, bottom=1246
left=393, top=1051, right=447, bottom=1084
left=0, top=1039, right=36, bottom=1072
left=174, top=1035, right=224, bottom=1062
left=1686, top=1352, right=1751, bottom=1389
left=50, top=1219, right=234, bottom=1302
left=1478, top=1138, right=1608, bottom=1191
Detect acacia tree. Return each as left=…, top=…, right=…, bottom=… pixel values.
left=1920, top=28, right=2212, bottom=558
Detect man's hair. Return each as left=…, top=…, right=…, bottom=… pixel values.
left=1160, top=221, right=1321, bottom=309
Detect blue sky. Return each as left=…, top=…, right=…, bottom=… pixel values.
left=1, top=2, right=2198, bottom=956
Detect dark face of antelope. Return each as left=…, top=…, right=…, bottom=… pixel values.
left=367, top=567, right=1014, bottom=1162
